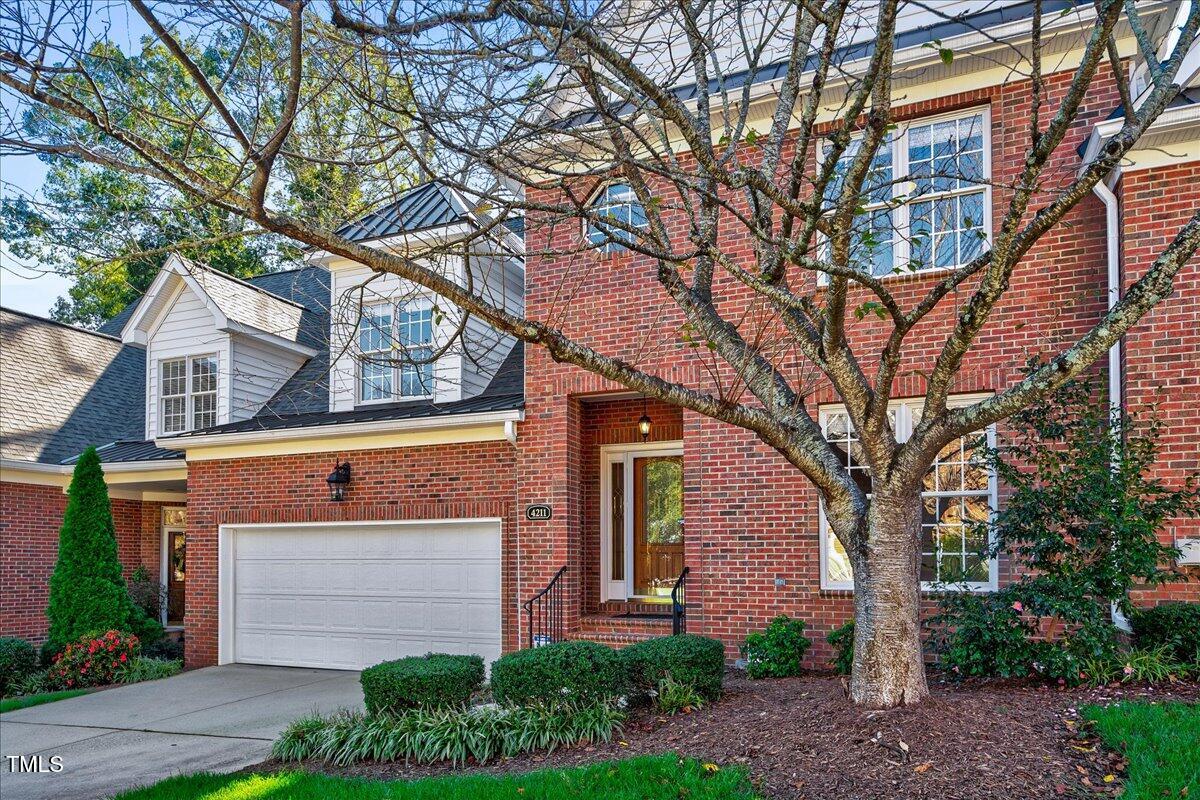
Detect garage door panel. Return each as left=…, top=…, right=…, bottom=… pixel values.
left=230, top=522, right=502, bottom=670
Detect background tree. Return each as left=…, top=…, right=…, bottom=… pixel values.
left=1, top=23, right=411, bottom=327
left=45, top=447, right=161, bottom=656
left=2, top=0, right=1198, bottom=707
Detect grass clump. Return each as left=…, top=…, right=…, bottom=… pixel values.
left=272, top=700, right=625, bottom=767
left=114, top=754, right=759, bottom=800
left=1083, top=702, right=1200, bottom=800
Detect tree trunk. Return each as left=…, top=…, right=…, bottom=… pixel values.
left=848, top=490, right=929, bottom=707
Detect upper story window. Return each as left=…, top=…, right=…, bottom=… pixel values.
left=357, top=300, right=434, bottom=403
left=585, top=183, right=648, bottom=253
left=819, top=397, right=997, bottom=591
left=820, top=108, right=990, bottom=278
left=160, top=354, right=217, bottom=434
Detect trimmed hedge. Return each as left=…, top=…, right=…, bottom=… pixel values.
left=490, top=641, right=626, bottom=705
left=361, top=654, right=484, bottom=712
left=622, top=634, right=725, bottom=700
left=1132, top=603, right=1200, bottom=664
left=0, top=638, right=38, bottom=696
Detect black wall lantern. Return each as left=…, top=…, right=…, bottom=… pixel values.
left=326, top=461, right=351, bottom=502
left=638, top=396, right=653, bottom=442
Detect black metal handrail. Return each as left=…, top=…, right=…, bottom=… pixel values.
left=670, top=566, right=689, bottom=635
left=523, top=565, right=567, bottom=648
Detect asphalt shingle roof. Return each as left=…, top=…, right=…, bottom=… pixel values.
left=0, top=309, right=147, bottom=464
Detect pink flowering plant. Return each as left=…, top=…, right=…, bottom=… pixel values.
left=49, top=630, right=139, bottom=689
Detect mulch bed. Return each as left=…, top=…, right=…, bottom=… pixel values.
left=264, top=672, right=1200, bottom=800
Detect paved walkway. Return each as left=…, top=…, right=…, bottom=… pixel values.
left=0, top=664, right=362, bottom=800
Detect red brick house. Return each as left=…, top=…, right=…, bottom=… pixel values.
left=2, top=1, right=1197, bottom=671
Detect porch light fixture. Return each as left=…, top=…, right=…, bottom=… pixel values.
left=326, top=461, right=351, bottom=502
left=638, top=396, right=653, bottom=442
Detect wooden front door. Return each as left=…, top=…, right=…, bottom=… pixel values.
left=166, top=531, right=185, bottom=625
left=632, top=455, right=684, bottom=597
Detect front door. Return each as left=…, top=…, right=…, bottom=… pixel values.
left=601, top=443, right=684, bottom=601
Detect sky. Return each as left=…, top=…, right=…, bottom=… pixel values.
left=1, top=2, right=150, bottom=318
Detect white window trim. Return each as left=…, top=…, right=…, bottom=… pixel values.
left=818, top=394, right=999, bottom=592
left=598, top=440, right=684, bottom=602
left=817, top=105, right=993, bottom=285
left=356, top=298, right=436, bottom=405
left=584, top=182, right=648, bottom=254
left=158, top=353, right=218, bottom=436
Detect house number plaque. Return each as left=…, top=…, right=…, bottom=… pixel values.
left=525, top=504, right=552, bottom=521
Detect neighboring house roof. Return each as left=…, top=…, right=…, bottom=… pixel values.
left=0, top=308, right=147, bottom=465
left=171, top=342, right=524, bottom=439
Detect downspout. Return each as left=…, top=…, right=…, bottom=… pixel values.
left=1092, top=175, right=1131, bottom=632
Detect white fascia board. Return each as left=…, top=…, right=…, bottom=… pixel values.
left=0, top=457, right=184, bottom=475
left=120, top=266, right=177, bottom=344
left=155, top=407, right=525, bottom=450
left=308, top=219, right=523, bottom=267
left=221, top=320, right=320, bottom=358
left=1080, top=103, right=1200, bottom=166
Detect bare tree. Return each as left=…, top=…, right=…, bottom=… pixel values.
left=2, top=0, right=1198, bottom=707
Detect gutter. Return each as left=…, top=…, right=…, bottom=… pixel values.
left=0, top=457, right=183, bottom=475
left=156, top=408, right=525, bottom=450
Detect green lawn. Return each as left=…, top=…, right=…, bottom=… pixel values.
left=0, top=689, right=89, bottom=713
left=1083, top=701, right=1200, bottom=800
left=114, top=755, right=757, bottom=800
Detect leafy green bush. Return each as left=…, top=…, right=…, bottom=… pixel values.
left=360, top=654, right=484, bottom=712
left=0, top=638, right=38, bottom=696
left=272, top=700, right=625, bottom=766
left=45, top=448, right=162, bottom=656
left=115, top=657, right=182, bottom=684
left=622, top=634, right=724, bottom=700
left=490, top=641, right=626, bottom=705
left=741, top=615, right=811, bottom=679
left=929, top=593, right=1035, bottom=679
left=48, top=630, right=139, bottom=689
left=10, top=669, right=52, bottom=697
left=826, top=621, right=855, bottom=675
left=1131, top=603, right=1200, bottom=664
left=654, top=676, right=704, bottom=715
left=142, top=637, right=184, bottom=662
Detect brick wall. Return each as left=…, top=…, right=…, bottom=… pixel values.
left=1121, top=164, right=1200, bottom=605
left=183, top=440, right=519, bottom=667
left=516, top=68, right=1197, bottom=665
left=0, top=480, right=163, bottom=643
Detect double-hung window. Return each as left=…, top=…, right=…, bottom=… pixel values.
left=159, top=354, right=218, bottom=434
left=357, top=300, right=435, bottom=402
left=818, top=397, right=997, bottom=591
left=820, top=108, right=990, bottom=278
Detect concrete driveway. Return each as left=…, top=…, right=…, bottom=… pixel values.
left=0, top=664, right=363, bottom=800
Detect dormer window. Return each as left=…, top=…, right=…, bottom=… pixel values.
left=160, top=354, right=217, bottom=434
left=357, top=300, right=434, bottom=403
left=585, top=183, right=647, bottom=253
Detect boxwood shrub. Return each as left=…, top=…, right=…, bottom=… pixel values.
left=490, top=641, right=626, bottom=705
left=1132, top=603, right=1200, bottom=664
left=360, top=653, right=484, bottom=712
left=622, top=634, right=725, bottom=700
left=741, top=614, right=811, bottom=679
left=0, top=638, right=38, bottom=696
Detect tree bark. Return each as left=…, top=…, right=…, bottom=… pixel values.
left=848, top=490, right=929, bottom=707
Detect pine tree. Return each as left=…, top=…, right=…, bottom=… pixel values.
left=45, top=446, right=161, bottom=654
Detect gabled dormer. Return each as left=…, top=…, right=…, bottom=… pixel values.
left=121, top=254, right=320, bottom=438
left=308, top=181, right=525, bottom=412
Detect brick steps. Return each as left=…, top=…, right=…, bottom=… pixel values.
left=566, top=613, right=674, bottom=648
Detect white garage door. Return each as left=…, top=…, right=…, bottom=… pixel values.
left=228, top=521, right=501, bottom=670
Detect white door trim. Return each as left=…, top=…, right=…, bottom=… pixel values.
left=160, top=507, right=186, bottom=627
left=598, top=441, right=683, bottom=603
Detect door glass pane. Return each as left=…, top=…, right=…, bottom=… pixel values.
left=610, top=461, right=624, bottom=581
left=634, top=456, right=683, bottom=597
